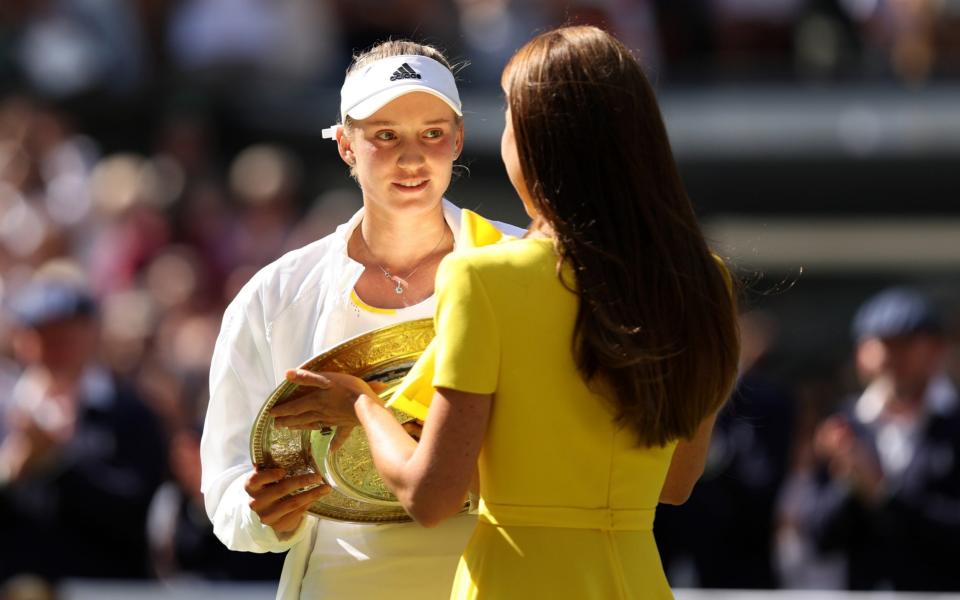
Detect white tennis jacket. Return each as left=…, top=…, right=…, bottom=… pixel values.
left=201, top=200, right=522, bottom=599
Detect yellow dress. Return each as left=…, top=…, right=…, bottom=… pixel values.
left=396, top=237, right=677, bottom=600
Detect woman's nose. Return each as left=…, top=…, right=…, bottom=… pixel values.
left=397, top=141, right=426, bottom=168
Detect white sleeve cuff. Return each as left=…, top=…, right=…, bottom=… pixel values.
left=211, top=474, right=312, bottom=553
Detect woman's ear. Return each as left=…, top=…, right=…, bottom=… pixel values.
left=336, top=127, right=356, bottom=166
left=453, top=121, right=465, bottom=160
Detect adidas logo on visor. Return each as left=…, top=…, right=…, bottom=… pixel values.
left=390, top=63, right=422, bottom=81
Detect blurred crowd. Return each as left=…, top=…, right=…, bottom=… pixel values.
left=1, top=0, right=960, bottom=597
left=658, top=291, right=960, bottom=592
left=1, top=0, right=960, bottom=103
left=0, top=91, right=362, bottom=591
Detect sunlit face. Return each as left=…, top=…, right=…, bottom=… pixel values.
left=500, top=86, right=537, bottom=220
left=338, top=92, right=463, bottom=215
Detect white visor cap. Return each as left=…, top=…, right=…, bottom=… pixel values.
left=322, top=55, right=461, bottom=139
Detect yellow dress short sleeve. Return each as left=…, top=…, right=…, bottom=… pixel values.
left=431, top=253, right=500, bottom=394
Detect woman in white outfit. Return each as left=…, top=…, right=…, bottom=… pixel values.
left=200, top=41, right=522, bottom=599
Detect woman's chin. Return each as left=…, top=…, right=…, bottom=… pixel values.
left=370, top=189, right=445, bottom=214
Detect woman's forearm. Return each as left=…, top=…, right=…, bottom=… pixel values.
left=659, top=410, right=719, bottom=505
left=354, top=394, right=420, bottom=499
left=353, top=388, right=489, bottom=527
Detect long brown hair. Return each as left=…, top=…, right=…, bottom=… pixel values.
left=504, top=26, right=740, bottom=446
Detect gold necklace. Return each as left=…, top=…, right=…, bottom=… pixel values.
left=358, top=220, right=448, bottom=295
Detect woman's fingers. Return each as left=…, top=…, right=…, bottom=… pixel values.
left=249, top=472, right=327, bottom=510
left=270, top=392, right=328, bottom=417
left=329, top=425, right=356, bottom=453
left=318, top=371, right=370, bottom=395
left=270, top=376, right=350, bottom=418
left=285, top=368, right=333, bottom=389
left=368, top=380, right=389, bottom=393
left=281, top=421, right=328, bottom=430
left=272, top=409, right=356, bottom=429
left=268, top=486, right=331, bottom=533
left=258, top=485, right=331, bottom=530
left=245, top=467, right=287, bottom=494
left=269, top=371, right=380, bottom=431
left=247, top=470, right=332, bottom=535
left=273, top=411, right=327, bottom=428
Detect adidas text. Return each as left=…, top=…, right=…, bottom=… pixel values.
left=390, top=63, right=422, bottom=81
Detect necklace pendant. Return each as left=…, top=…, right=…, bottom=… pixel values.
left=394, top=282, right=404, bottom=294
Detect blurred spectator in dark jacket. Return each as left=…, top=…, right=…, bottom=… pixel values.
left=656, top=310, right=795, bottom=588
left=147, top=424, right=284, bottom=581
left=0, top=275, right=167, bottom=584
left=802, top=287, right=960, bottom=591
